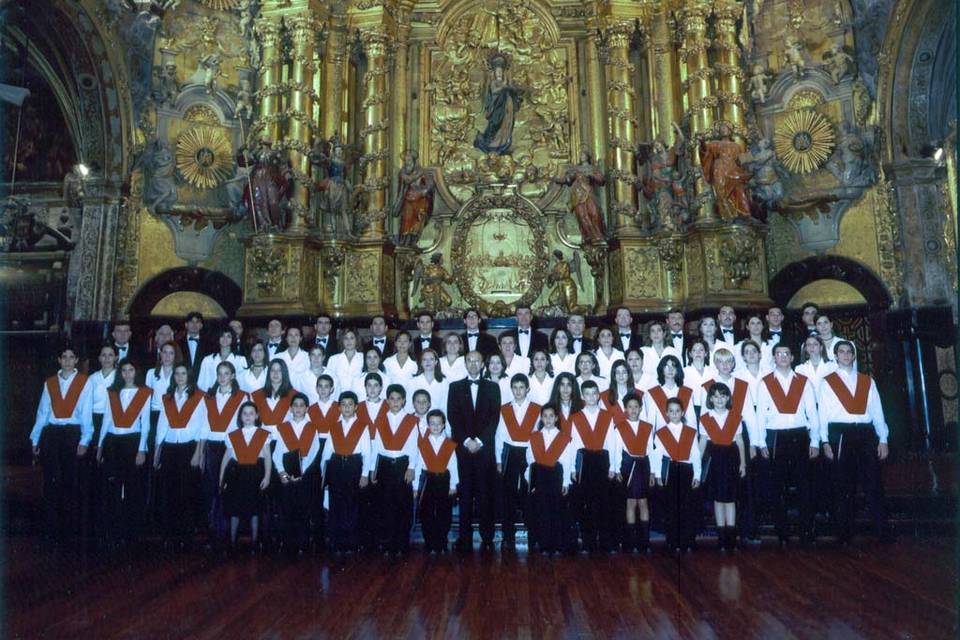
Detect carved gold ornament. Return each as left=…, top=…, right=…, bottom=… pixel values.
left=195, top=0, right=244, bottom=10
left=774, top=109, right=836, bottom=174
left=175, top=126, right=233, bottom=190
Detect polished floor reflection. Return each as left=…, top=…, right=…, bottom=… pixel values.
left=6, top=535, right=955, bottom=638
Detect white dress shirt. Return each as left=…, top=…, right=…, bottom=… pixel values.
left=643, top=383, right=697, bottom=430
left=266, top=340, right=284, bottom=360
left=272, top=415, right=322, bottom=473
left=238, top=366, right=267, bottom=395
left=796, top=359, right=838, bottom=399
left=439, top=355, right=467, bottom=382
left=295, top=367, right=339, bottom=405
left=276, top=348, right=310, bottom=379
left=31, top=370, right=94, bottom=447
left=326, top=351, right=364, bottom=392
left=406, top=374, right=449, bottom=413
left=495, top=399, right=538, bottom=459
left=516, top=328, right=533, bottom=357
left=639, top=345, right=681, bottom=387
left=351, top=369, right=392, bottom=399
left=612, top=417, right=655, bottom=471
left=156, top=389, right=207, bottom=445
left=527, top=373, right=555, bottom=406
left=415, top=433, right=459, bottom=488
left=594, top=347, right=625, bottom=382
left=327, top=415, right=373, bottom=475
left=145, top=366, right=174, bottom=411
left=383, top=354, right=418, bottom=388
left=710, top=374, right=762, bottom=444
left=570, top=335, right=587, bottom=355
left=756, top=369, right=821, bottom=446
left=372, top=410, right=421, bottom=463
left=197, top=352, right=249, bottom=393
left=550, top=352, right=576, bottom=375
left=97, top=387, right=152, bottom=451
left=200, top=389, right=246, bottom=443
left=650, top=421, right=702, bottom=480
left=682, top=364, right=718, bottom=408
left=569, top=406, right=618, bottom=456
left=503, top=354, right=531, bottom=379
left=576, top=374, right=609, bottom=393
left=816, top=368, right=888, bottom=444
left=90, top=369, right=117, bottom=415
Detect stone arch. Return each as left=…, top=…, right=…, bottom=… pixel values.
left=769, top=255, right=894, bottom=311
left=127, top=267, right=243, bottom=320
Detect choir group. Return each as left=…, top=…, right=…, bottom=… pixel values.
left=30, top=302, right=891, bottom=556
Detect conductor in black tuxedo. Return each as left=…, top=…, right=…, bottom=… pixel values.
left=364, top=315, right=395, bottom=358
left=447, top=351, right=502, bottom=552
left=461, top=308, right=498, bottom=359
left=666, top=308, right=691, bottom=365
left=412, top=311, right=444, bottom=357
left=611, top=306, right=644, bottom=353
left=501, top=305, right=549, bottom=358
left=177, top=311, right=205, bottom=380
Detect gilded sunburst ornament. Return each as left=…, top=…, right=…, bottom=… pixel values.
left=196, top=0, right=244, bottom=10
left=773, top=109, right=836, bottom=174
left=175, top=126, right=233, bottom=190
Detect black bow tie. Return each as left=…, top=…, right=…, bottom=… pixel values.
left=468, top=379, right=480, bottom=385
left=116, top=344, right=128, bottom=351
left=672, top=333, right=682, bottom=338
left=770, top=329, right=781, bottom=334
left=518, top=329, right=529, bottom=335
left=620, top=333, right=631, bottom=338
left=268, top=341, right=280, bottom=347
left=573, top=337, right=582, bottom=342
left=316, top=337, right=327, bottom=343
left=421, top=337, right=430, bottom=343
left=188, top=337, right=199, bottom=342
left=374, top=338, right=384, bottom=343
left=467, top=332, right=479, bottom=337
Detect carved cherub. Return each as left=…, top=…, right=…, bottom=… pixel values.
left=235, top=78, right=253, bottom=120
left=783, top=35, right=806, bottom=77
left=199, top=54, right=225, bottom=95
left=822, top=42, right=855, bottom=84
left=748, top=64, right=771, bottom=103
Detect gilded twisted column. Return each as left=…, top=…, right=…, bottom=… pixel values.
left=391, top=8, right=412, bottom=175
left=712, top=0, right=746, bottom=129
left=254, top=18, right=283, bottom=143
left=679, top=0, right=716, bottom=222
left=322, top=13, right=347, bottom=139
left=359, top=28, right=391, bottom=239
left=600, top=21, right=637, bottom=232
left=650, top=8, right=679, bottom=143
left=286, top=13, right=320, bottom=232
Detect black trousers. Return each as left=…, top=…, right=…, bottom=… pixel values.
left=158, top=441, right=200, bottom=540
left=38, top=425, right=81, bottom=540
left=457, top=448, right=495, bottom=546
left=498, top=444, right=528, bottom=541
left=376, top=455, right=413, bottom=553
left=767, top=427, right=814, bottom=539
left=739, top=426, right=759, bottom=539
left=79, top=414, right=104, bottom=542
left=279, top=459, right=320, bottom=551
left=327, top=454, right=363, bottom=552
left=529, top=463, right=573, bottom=553
left=145, top=410, right=161, bottom=523
left=828, top=423, right=888, bottom=539
left=575, top=449, right=612, bottom=551
left=101, top=433, right=145, bottom=542
left=663, top=461, right=697, bottom=550
left=418, top=472, right=453, bottom=552
left=202, top=441, right=228, bottom=542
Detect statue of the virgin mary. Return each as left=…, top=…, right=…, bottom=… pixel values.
left=473, top=53, right=523, bottom=156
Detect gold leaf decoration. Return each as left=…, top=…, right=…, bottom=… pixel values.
left=196, top=0, right=243, bottom=10
left=175, top=126, right=233, bottom=190
left=774, top=109, right=836, bottom=174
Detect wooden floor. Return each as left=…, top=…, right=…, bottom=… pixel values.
left=5, top=534, right=956, bottom=639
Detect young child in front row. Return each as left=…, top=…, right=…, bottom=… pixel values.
left=614, top=393, right=655, bottom=553
left=495, top=374, right=540, bottom=550
left=274, top=393, right=323, bottom=554
left=650, top=397, right=702, bottom=554
left=525, top=404, right=574, bottom=555
left=414, top=410, right=459, bottom=553
left=698, top=383, right=747, bottom=551
left=220, top=401, right=272, bottom=551
left=325, top=391, right=373, bottom=554
left=570, top=380, right=619, bottom=553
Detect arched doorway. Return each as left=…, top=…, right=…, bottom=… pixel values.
left=128, top=267, right=242, bottom=320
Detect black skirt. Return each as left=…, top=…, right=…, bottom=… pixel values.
left=705, top=441, right=741, bottom=503
left=619, top=454, right=651, bottom=500
left=222, top=459, right=265, bottom=518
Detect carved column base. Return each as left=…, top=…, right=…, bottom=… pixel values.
left=237, top=232, right=320, bottom=318
left=607, top=223, right=772, bottom=311
left=325, top=240, right=397, bottom=318
left=685, top=222, right=772, bottom=308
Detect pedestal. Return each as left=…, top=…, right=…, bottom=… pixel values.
left=237, top=232, right=319, bottom=317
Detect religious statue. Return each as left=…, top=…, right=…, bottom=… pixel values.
left=224, top=145, right=253, bottom=219
left=748, top=64, right=770, bottom=103
left=473, top=53, right=524, bottom=156
left=783, top=36, right=806, bottom=77
left=823, top=43, right=855, bottom=84
left=152, top=63, right=179, bottom=109
left=828, top=122, right=874, bottom=186
left=244, top=140, right=292, bottom=231
left=412, top=252, right=454, bottom=312
left=392, top=149, right=435, bottom=247
left=310, top=136, right=355, bottom=238
left=235, top=79, right=253, bottom=120
left=552, top=149, right=607, bottom=243
left=700, top=121, right=752, bottom=220
left=546, top=249, right=587, bottom=314
left=62, top=164, right=88, bottom=213
left=199, top=54, right=224, bottom=95
left=635, top=123, right=688, bottom=231
left=141, top=140, right=177, bottom=214
left=740, top=136, right=784, bottom=215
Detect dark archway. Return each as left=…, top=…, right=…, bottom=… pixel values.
left=128, top=267, right=242, bottom=320
left=769, top=255, right=893, bottom=311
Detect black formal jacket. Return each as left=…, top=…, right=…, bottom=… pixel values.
left=570, top=335, right=596, bottom=355
left=461, top=331, right=499, bottom=359
left=717, top=326, right=743, bottom=346
left=312, top=333, right=340, bottom=357
left=446, top=378, right=502, bottom=454
left=177, top=336, right=206, bottom=381
left=666, top=332, right=692, bottom=366
left=114, top=342, right=149, bottom=369
left=613, top=331, right=645, bottom=354
left=501, top=328, right=549, bottom=357
left=364, top=336, right=395, bottom=359
left=412, top=334, right=445, bottom=358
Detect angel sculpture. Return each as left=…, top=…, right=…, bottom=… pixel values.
left=748, top=64, right=771, bottom=103
left=783, top=36, right=806, bottom=77
left=822, top=43, right=855, bottom=84
left=546, top=249, right=588, bottom=314
left=391, top=149, right=435, bottom=247
left=412, top=252, right=454, bottom=313
left=310, top=135, right=355, bottom=238
left=199, top=54, right=225, bottom=95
